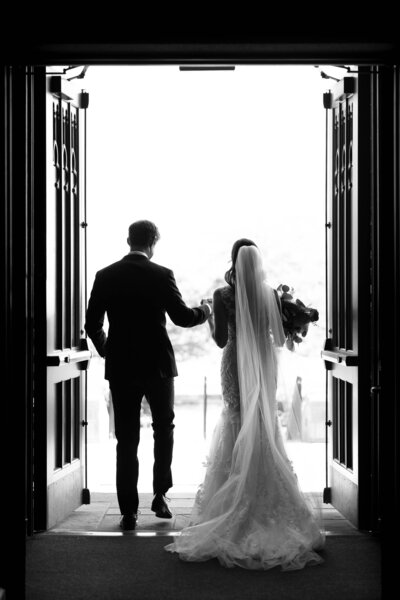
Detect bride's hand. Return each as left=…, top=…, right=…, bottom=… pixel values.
left=201, top=297, right=213, bottom=306
left=201, top=298, right=213, bottom=316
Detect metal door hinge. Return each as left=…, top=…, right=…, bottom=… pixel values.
left=323, top=487, right=332, bottom=503
left=323, top=92, right=333, bottom=109
left=78, top=91, right=89, bottom=109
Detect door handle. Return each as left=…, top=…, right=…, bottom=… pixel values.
left=321, top=350, right=358, bottom=367
left=321, top=350, right=342, bottom=364
left=64, top=350, right=92, bottom=364
left=47, top=351, right=68, bottom=366
left=47, top=339, right=92, bottom=369
left=321, top=339, right=358, bottom=370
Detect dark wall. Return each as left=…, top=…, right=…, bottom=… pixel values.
left=378, top=64, right=400, bottom=596
left=1, top=64, right=46, bottom=600
left=1, top=65, right=30, bottom=600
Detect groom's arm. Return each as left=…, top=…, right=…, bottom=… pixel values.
left=164, top=270, right=210, bottom=327
left=84, top=273, right=108, bottom=357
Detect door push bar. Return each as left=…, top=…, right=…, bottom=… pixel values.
left=47, top=338, right=92, bottom=370
left=321, top=339, right=358, bottom=370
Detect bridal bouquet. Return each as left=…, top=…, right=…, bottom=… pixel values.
left=276, top=284, right=319, bottom=351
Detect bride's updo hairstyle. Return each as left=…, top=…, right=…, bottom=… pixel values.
left=225, top=238, right=257, bottom=287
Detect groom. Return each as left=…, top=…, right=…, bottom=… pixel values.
left=85, top=220, right=212, bottom=530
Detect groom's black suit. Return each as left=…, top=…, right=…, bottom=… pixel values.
left=85, top=252, right=210, bottom=515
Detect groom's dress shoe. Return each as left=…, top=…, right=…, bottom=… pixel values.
left=151, top=494, right=173, bottom=519
left=120, top=514, right=138, bottom=530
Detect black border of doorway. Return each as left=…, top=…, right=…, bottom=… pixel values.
left=1, top=29, right=399, bottom=599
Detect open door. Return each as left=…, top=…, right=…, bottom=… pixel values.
left=322, top=72, right=374, bottom=529
left=36, top=74, right=91, bottom=529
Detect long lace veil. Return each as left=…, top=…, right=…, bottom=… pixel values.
left=231, top=245, right=303, bottom=510
left=235, top=245, right=285, bottom=438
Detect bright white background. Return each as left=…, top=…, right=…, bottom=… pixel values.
left=84, top=64, right=329, bottom=388
left=83, top=65, right=331, bottom=492
left=85, top=65, right=327, bottom=297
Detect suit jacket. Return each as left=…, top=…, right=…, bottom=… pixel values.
left=85, top=253, right=210, bottom=381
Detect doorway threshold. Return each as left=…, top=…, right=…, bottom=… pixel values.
left=42, top=491, right=361, bottom=537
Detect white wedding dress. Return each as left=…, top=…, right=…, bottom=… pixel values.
left=165, top=246, right=325, bottom=570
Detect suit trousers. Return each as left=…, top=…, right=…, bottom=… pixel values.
left=109, top=376, right=175, bottom=515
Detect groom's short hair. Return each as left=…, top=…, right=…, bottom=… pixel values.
left=128, top=220, right=160, bottom=247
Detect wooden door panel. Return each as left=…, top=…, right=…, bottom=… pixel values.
left=329, top=366, right=359, bottom=524
left=45, top=76, right=90, bottom=528
left=323, top=74, right=373, bottom=529
left=323, top=77, right=361, bottom=526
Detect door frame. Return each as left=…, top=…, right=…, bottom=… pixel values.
left=323, top=71, right=376, bottom=530
left=2, top=37, right=398, bottom=598
left=42, top=74, right=90, bottom=530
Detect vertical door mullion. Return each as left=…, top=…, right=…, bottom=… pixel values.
left=339, top=103, right=346, bottom=350
left=333, top=111, right=339, bottom=348
left=64, top=379, right=71, bottom=465
left=346, top=100, right=354, bottom=350
left=346, top=383, right=353, bottom=470
left=72, top=108, right=80, bottom=348
left=55, top=99, right=63, bottom=350
left=63, top=102, right=71, bottom=349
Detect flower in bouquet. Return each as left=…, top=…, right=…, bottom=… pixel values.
left=276, top=284, right=319, bottom=351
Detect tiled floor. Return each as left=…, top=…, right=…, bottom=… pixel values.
left=48, top=492, right=361, bottom=537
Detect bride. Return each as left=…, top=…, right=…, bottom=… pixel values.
left=165, top=239, right=325, bottom=570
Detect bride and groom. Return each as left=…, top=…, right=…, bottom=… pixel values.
left=85, top=219, right=325, bottom=571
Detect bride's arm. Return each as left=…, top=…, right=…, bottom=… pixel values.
left=209, top=288, right=228, bottom=348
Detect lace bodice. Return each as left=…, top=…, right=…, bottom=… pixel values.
left=217, top=286, right=241, bottom=412
left=218, top=285, right=236, bottom=337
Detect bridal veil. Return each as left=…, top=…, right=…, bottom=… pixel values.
left=166, top=245, right=325, bottom=570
